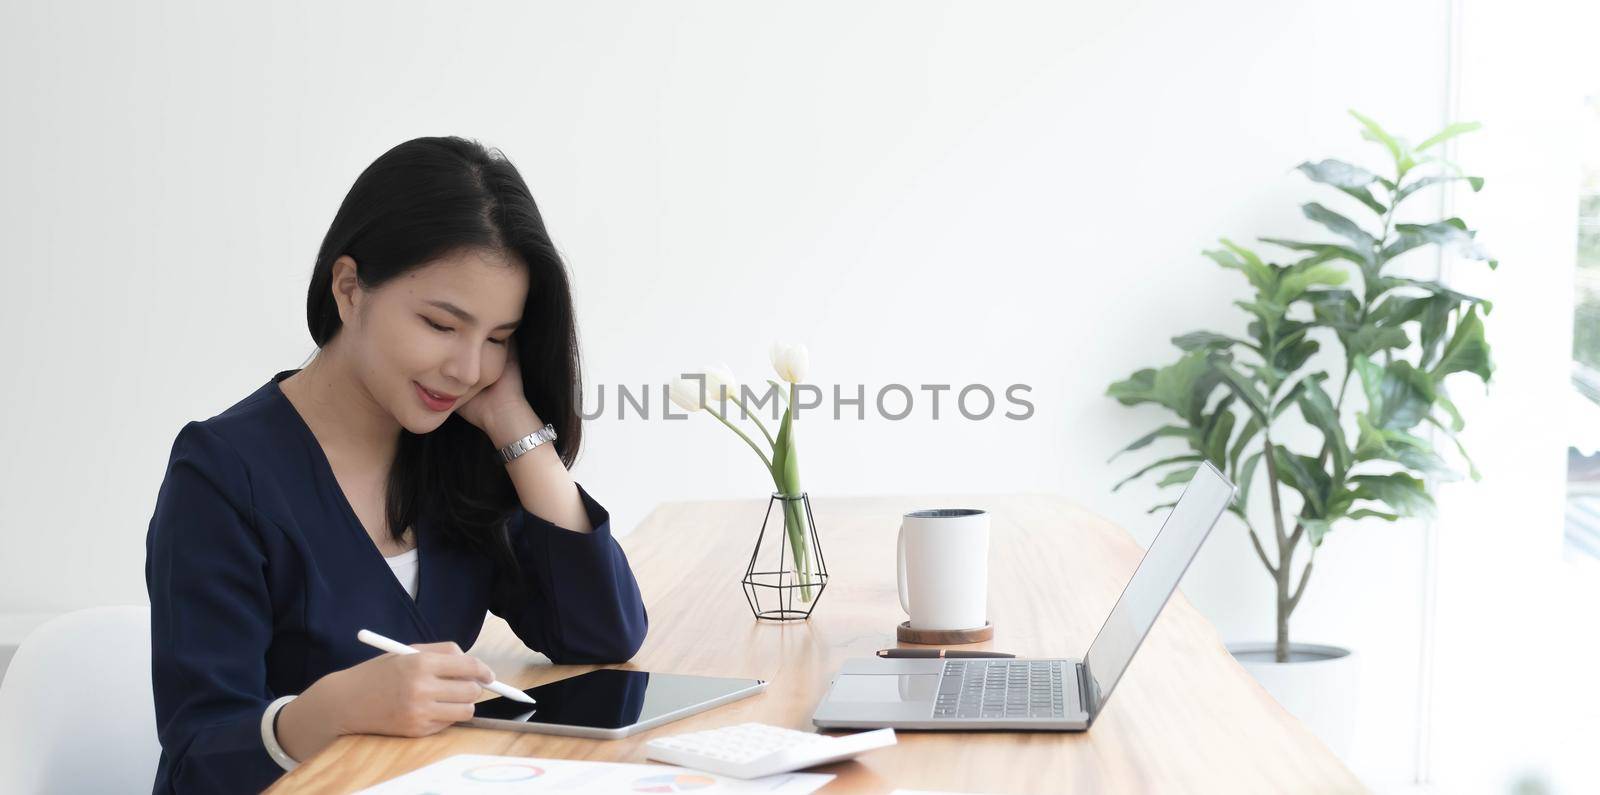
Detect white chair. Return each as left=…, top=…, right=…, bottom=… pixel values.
left=0, top=605, right=160, bottom=794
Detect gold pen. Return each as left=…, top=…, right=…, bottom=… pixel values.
left=876, top=648, right=1015, bottom=659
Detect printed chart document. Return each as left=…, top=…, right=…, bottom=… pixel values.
left=354, top=754, right=834, bottom=794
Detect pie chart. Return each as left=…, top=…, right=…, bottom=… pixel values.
left=631, top=772, right=717, bottom=792
left=460, top=763, right=545, bottom=782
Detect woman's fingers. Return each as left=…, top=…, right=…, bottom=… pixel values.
left=441, top=701, right=476, bottom=724
left=426, top=651, right=495, bottom=684
left=421, top=702, right=477, bottom=734
left=401, top=643, right=494, bottom=684
left=430, top=676, right=485, bottom=703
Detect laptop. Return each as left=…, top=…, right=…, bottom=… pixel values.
left=812, top=461, right=1236, bottom=731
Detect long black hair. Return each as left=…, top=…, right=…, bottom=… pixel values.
left=304, top=136, right=584, bottom=577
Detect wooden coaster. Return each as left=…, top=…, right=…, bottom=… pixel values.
left=896, top=620, right=994, bottom=645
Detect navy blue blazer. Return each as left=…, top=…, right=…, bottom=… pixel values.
left=144, top=370, right=648, bottom=794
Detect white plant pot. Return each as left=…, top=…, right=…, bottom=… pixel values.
left=1229, top=642, right=1360, bottom=762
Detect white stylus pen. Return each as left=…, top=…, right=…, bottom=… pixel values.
left=356, top=629, right=536, bottom=705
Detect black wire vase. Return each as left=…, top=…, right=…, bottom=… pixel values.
left=741, top=492, right=828, bottom=620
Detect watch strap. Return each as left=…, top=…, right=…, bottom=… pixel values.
left=499, top=423, right=558, bottom=464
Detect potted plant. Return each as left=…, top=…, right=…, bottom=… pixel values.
left=1105, top=111, right=1495, bottom=757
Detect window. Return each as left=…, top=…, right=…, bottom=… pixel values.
left=1563, top=91, right=1600, bottom=566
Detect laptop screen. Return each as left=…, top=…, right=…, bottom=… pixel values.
left=1081, top=461, right=1235, bottom=717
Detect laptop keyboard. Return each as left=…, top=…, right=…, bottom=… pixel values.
left=933, top=660, right=1069, bottom=719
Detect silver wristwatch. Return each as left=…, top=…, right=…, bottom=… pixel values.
left=499, top=423, right=558, bottom=464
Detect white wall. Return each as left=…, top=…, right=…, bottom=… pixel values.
left=5, top=1, right=1577, bottom=790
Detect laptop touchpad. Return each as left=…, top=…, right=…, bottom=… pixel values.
left=829, top=674, right=938, bottom=703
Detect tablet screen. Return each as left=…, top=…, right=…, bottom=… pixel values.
left=471, top=669, right=762, bottom=730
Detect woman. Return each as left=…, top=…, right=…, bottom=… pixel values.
left=144, top=137, right=648, bottom=794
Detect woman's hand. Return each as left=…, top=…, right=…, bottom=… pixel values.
left=458, top=335, right=540, bottom=440
left=276, top=641, right=496, bottom=761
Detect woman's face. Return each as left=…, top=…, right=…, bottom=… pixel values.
left=333, top=247, right=530, bottom=434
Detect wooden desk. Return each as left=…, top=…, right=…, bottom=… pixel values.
left=268, top=494, right=1365, bottom=794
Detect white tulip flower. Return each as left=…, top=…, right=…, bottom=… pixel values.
left=668, top=375, right=706, bottom=413
left=703, top=363, right=739, bottom=406
left=770, top=342, right=809, bottom=384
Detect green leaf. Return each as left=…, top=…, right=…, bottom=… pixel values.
left=1221, top=238, right=1269, bottom=269
left=1350, top=472, right=1436, bottom=519
left=1394, top=174, right=1485, bottom=206
left=1384, top=220, right=1497, bottom=268
left=1271, top=376, right=1312, bottom=418
left=1114, top=454, right=1204, bottom=491
left=1272, top=337, right=1321, bottom=378
left=1308, top=289, right=1361, bottom=330
left=1272, top=444, right=1330, bottom=517
left=1348, top=509, right=1401, bottom=521
left=1260, top=238, right=1367, bottom=268
left=1295, top=160, right=1388, bottom=214
left=1199, top=392, right=1235, bottom=441
left=1157, top=466, right=1200, bottom=488
left=1354, top=356, right=1385, bottom=418
left=1376, top=361, right=1437, bottom=430
left=1422, top=301, right=1454, bottom=368
left=1205, top=239, right=1275, bottom=293
left=1303, top=202, right=1379, bottom=252
left=1316, top=291, right=1410, bottom=357
left=1204, top=407, right=1236, bottom=467
left=1424, top=414, right=1481, bottom=480
left=1229, top=413, right=1263, bottom=472
left=1235, top=299, right=1287, bottom=341
left=1302, top=518, right=1335, bottom=546
left=1297, top=159, right=1381, bottom=189
left=1108, top=425, right=1192, bottom=462
left=1435, top=392, right=1466, bottom=432
left=1415, top=121, right=1482, bottom=152
left=776, top=386, right=802, bottom=496
left=772, top=403, right=791, bottom=487
left=1353, top=414, right=1457, bottom=479
left=1341, top=187, right=1387, bottom=215
left=1107, top=351, right=1227, bottom=426
left=1107, top=368, right=1157, bottom=407
left=1174, top=331, right=1251, bottom=352
left=1273, top=261, right=1350, bottom=305
left=1349, top=109, right=1409, bottom=173
left=782, top=426, right=801, bottom=494
left=1235, top=450, right=1263, bottom=510
left=1297, top=375, right=1351, bottom=478
left=1370, top=277, right=1494, bottom=315
left=1431, top=306, right=1492, bottom=383
left=1344, top=325, right=1411, bottom=357
left=1213, top=360, right=1272, bottom=422
left=1353, top=413, right=1387, bottom=460
left=1382, top=295, right=1455, bottom=368
left=1389, top=433, right=1456, bottom=479
left=1370, top=294, right=1428, bottom=326
left=1146, top=501, right=1179, bottom=515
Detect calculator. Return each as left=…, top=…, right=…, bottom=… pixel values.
left=644, top=722, right=896, bottom=779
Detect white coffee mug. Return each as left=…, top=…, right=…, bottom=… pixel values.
left=897, top=508, right=990, bottom=631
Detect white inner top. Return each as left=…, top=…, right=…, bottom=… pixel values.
left=384, top=547, right=420, bottom=599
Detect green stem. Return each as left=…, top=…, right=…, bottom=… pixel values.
left=785, top=498, right=812, bottom=602
left=743, top=404, right=777, bottom=449
left=779, top=382, right=814, bottom=602
left=1262, top=433, right=1294, bottom=663
left=708, top=406, right=773, bottom=471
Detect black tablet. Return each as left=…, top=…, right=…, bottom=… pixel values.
left=464, top=669, right=767, bottom=739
